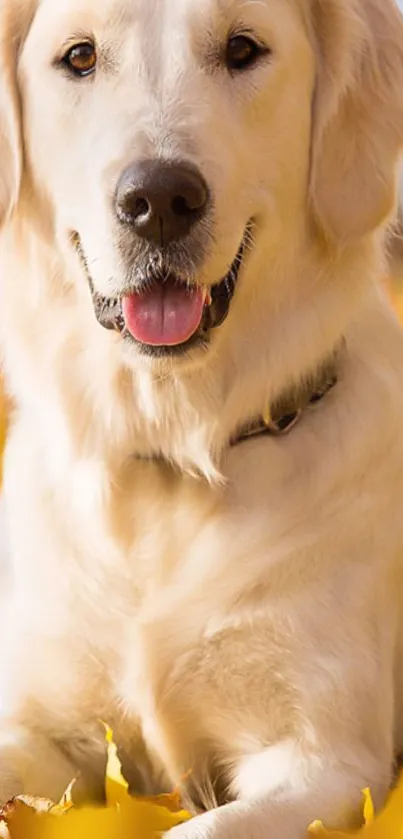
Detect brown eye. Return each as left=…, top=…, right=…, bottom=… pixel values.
left=225, top=35, right=266, bottom=72
left=63, top=43, right=97, bottom=77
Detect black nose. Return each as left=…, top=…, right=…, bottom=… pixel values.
left=114, top=160, right=209, bottom=245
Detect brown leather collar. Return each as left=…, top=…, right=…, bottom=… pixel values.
left=230, top=354, right=339, bottom=447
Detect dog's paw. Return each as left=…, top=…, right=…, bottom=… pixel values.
left=165, top=808, right=231, bottom=839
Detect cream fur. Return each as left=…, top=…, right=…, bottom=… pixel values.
left=1, top=0, right=403, bottom=835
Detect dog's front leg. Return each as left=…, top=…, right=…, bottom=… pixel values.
left=0, top=722, right=81, bottom=803
left=0, top=711, right=113, bottom=805
left=0, top=621, right=109, bottom=804
left=167, top=749, right=393, bottom=839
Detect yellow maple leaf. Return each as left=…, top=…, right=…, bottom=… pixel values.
left=102, top=722, right=129, bottom=806
left=102, top=722, right=191, bottom=826
left=7, top=796, right=190, bottom=839
left=1, top=726, right=191, bottom=839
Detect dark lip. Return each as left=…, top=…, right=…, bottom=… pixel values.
left=73, top=223, right=252, bottom=356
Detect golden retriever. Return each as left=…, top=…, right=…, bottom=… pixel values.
left=1, top=0, right=403, bottom=835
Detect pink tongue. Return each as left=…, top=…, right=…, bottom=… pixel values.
left=122, top=281, right=205, bottom=347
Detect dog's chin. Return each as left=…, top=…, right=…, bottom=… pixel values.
left=74, top=225, right=251, bottom=362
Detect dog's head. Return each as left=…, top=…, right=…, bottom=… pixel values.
left=1, top=0, right=403, bottom=369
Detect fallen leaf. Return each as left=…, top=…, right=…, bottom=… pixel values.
left=7, top=797, right=190, bottom=839
left=102, top=722, right=129, bottom=806
left=2, top=725, right=191, bottom=839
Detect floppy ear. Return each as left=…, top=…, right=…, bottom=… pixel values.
left=310, top=0, right=403, bottom=242
left=0, top=2, right=28, bottom=226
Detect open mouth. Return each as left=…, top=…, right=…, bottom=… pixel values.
left=75, top=225, right=251, bottom=355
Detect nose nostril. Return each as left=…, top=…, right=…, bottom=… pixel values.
left=133, top=197, right=150, bottom=220
left=171, top=189, right=206, bottom=217
left=171, top=195, right=193, bottom=217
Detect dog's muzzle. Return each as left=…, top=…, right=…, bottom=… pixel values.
left=74, top=224, right=251, bottom=356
